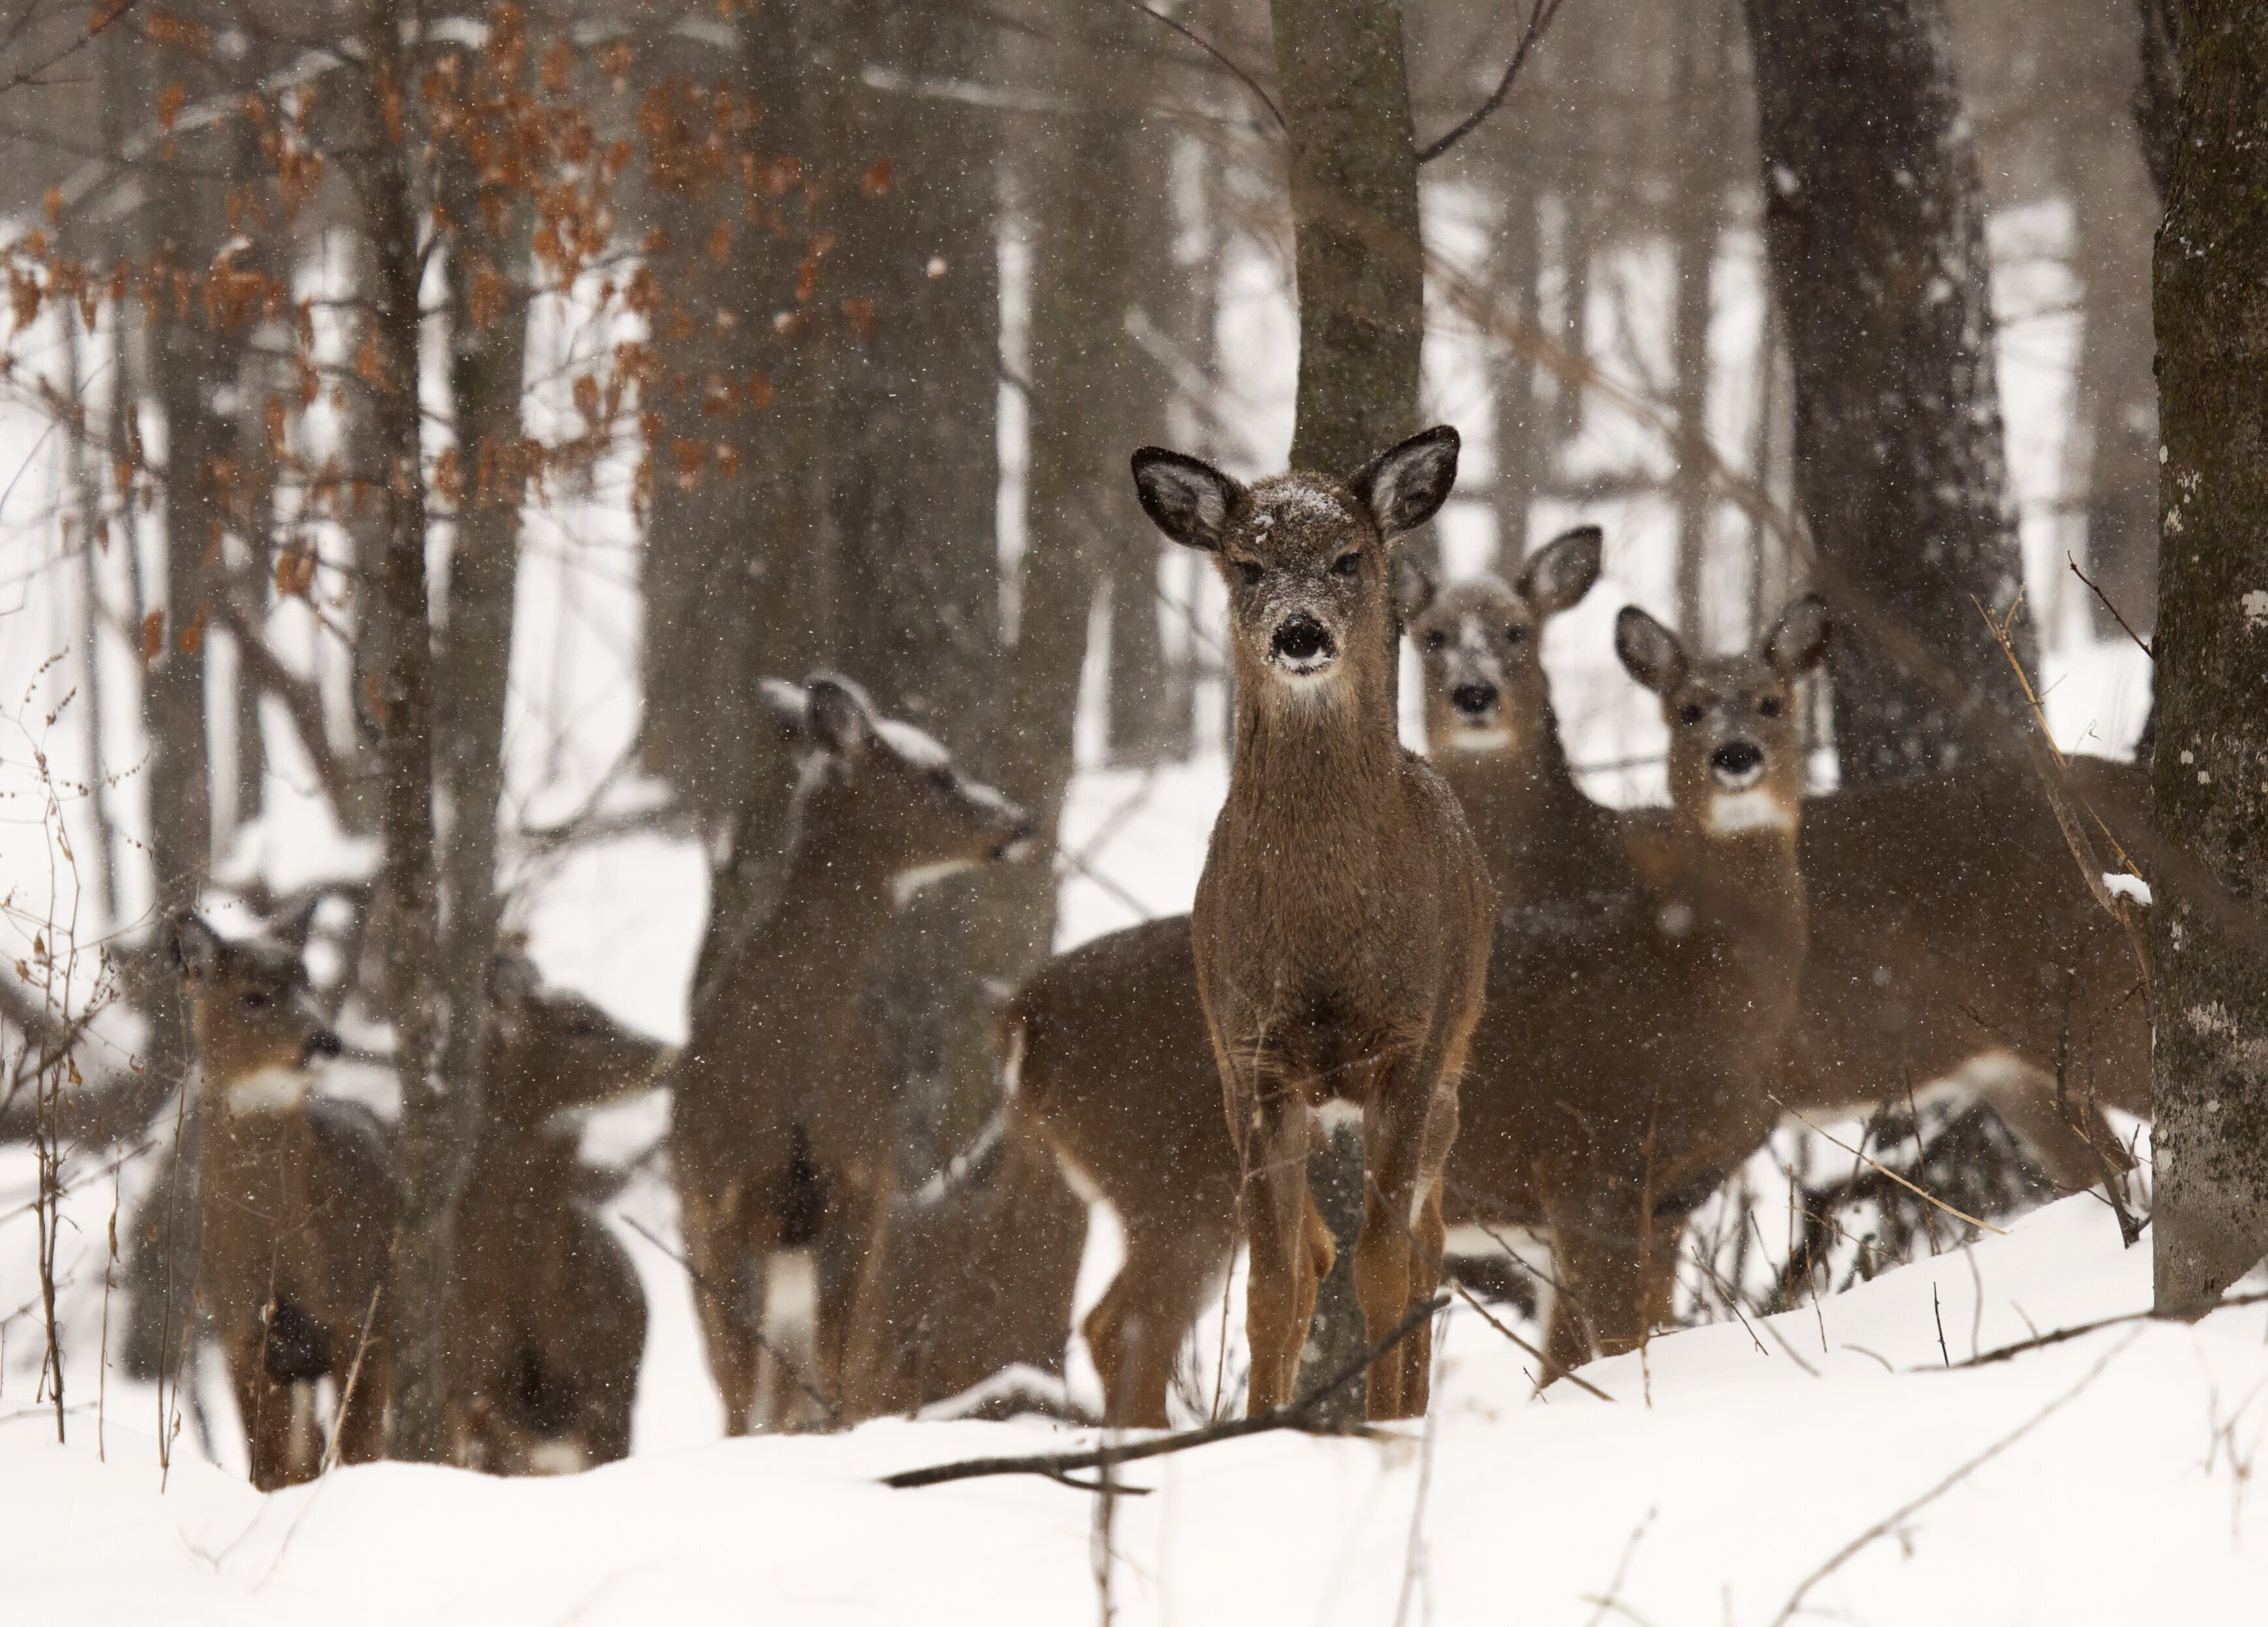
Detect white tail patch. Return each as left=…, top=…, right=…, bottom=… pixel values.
left=225, top=1066, right=314, bottom=1116
left=526, top=1439, right=589, bottom=1476
left=1708, top=789, right=1796, bottom=836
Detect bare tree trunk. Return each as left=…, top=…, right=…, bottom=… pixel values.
left=1744, top=0, right=2037, bottom=785
left=2067, top=91, right=2162, bottom=644
left=1490, top=168, right=1543, bottom=564
left=1271, top=0, right=1427, bottom=1421
left=1669, top=0, right=1734, bottom=641
left=357, top=0, right=450, bottom=1461
left=64, top=312, right=118, bottom=927
left=2149, top=1, right=2268, bottom=1316
left=431, top=32, right=534, bottom=1272
left=1275, top=0, right=1425, bottom=478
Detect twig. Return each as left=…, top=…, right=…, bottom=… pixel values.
left=1767, top=1334, right=2137, bottom=1627
left=319, top=1283, right=382, bottom=1476
left=883, top=1295, right=1448, bottom=1491
left=620, top=1214, right=843, bottom=1426
left=2067, top=553, right=2154, bottom=660
left=1417, top=0, right=1571, bottom=162
left=1943, top=1289, right=2268, bottom=1372
left=1105, top=0, right=1284, bottom=131
left=1767, top=1096, right=2006, bottom=1235
left=1580, top=1508, right=1657, bottom=1627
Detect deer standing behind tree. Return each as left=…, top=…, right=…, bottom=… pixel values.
left=171, top=910, right=393, bottom=1489
left=1127, top=425, right=1493, bottom=1421
left=450, top=953, right=669, bottom=1474
left=668, top=676, right=1033, bottom=1432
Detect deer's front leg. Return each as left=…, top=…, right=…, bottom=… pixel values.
left=1232, top=1073, right=1320, bottom=1415
left=1356, top=1057, right=1457, bottom=1420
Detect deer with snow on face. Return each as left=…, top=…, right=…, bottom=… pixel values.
left=1129, top=426, right=1494, bottom=1420
left=668, top=674, right=1034, bottom=1432
left=451, top=953, right=668, bottom=1474
left=171, top=908, right=393, bottom=1489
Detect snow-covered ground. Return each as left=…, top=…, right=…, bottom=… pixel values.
left=5, top=1193, right=2262, bottom=1624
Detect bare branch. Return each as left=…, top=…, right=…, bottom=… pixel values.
left=1417, top=0, right=1570, bottom=164
left=884, top=1295, right=1448, bottom=1491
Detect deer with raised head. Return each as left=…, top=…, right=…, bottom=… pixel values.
left=1007, top=525, right=1605, bottom=1422
left=171, top=909, right=393, bottom=1489
left=669, top=673, right=1034, bottom=1433
left=451, top=952, right=668, bottom=1473
left=1127, top=425, right=1494, bottom=1420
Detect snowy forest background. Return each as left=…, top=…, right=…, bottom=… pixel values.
left=1, top=0, right=2260, bottom=1621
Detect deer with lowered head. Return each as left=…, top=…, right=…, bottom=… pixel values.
left=171, top=909, right=393, bottom=1489
left=450, top=952, right=668, bottom=1473
left=668, top=673, right=1033, bottom=1433
left=1127, top=425, right=1494, bottom=1420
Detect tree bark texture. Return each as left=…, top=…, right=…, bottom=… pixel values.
left=1745, top=0, right=2039, bottom=785
left=2148, top=1, right=2268, bottom=1315
left=1268, top=0, right=1430, bottom=1422
left=431, top=51, right=534, bottom=1267
left=636, top=1, right=814, bottom=837
left=1273, top=0, right=1425, bottom=476
left=359, top=0, right=452, bottom=1461
left=815, top=0, right=1006, bottom=1167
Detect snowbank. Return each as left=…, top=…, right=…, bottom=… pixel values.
left=5, top=1192, right=2261, bottom=1625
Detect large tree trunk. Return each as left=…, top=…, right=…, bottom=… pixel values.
left=813, top=1, right=1005, bottom=1175
left=1669, top=0, right=1735, bottom=641
left=431, top=23, right=535, bottom=1267
left=358, top=0, right=452, bottom=1461
left=1745, top=0, right=2037, bottom=785
left=1270, top=0, right=1427, bottom=1421
left=2148, top=2, right=2268, bottom=1316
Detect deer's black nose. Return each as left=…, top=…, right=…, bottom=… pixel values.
left=1272, top=617, right=1334, bottom=665
left=303, top=1029, right=343, bottom=1063
left=1710, top=741, right=1764, bottom=780
left=1451, top=682, right=1498, bottom=716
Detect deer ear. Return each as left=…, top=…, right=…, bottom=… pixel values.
left=171, top=913, right=222, bottom=984
left=1394, top=552, right=1438, bottom=621
left=804, top=674, right=873, bottom=759
left=273, top=894, right=323, bottom=956
left=1765, top=594, right=1831, bottom=677
left=760, top=678, right=809, bottom=747
left=1351, top=425, right=1460, bottom=540
left=1519, top=525, right=1603, bottom=616
left=1614, top=606, right=1688, bottom=696
left=1130, top=448, right=1241, bottom=552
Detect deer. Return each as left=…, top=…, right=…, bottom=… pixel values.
left=1127, top=424, right=1494, bottom=1420
left=667, top=673, right=1034, bottom=1433
left=170, top=909, right=394, bottom=1489
left=1008, top=566, right=1831, bottom=1410
left=450, top=952, right=669, bottom=1474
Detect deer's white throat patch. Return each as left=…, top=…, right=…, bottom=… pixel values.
left=224, top=1065, right=315, bottom=1116
left=1442, top=725, right=1515, bottom=753
left=892, top=857, right=978, bottom=908
left=1708, top=789, right=1796, bottom=836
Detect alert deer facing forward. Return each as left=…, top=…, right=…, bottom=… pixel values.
left=1129, top=426, right=1494, bottom=1420
left=171, top=911, right=393, bottom=1489
left=669, top=675, right=1033, bottom=1433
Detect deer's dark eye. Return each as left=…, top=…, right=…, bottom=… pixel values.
left=929, top=766, right=956, bottom=791
left=1504, top=625, right=1528, bottom=646
left=1678, top=703, right=1704, bottom=726
left=240, top=990, right=270, bottom=1012
left=1757, top=696, right=1782, bottom=718
left=1331, top=551, right=1361, bottom=578
left=1234, top=560, right=1263, bottom=587
left=1423, top=629, right=1447, bottom=652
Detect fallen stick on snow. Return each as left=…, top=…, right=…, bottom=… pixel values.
left=882, top=1295, right=1450, bottom=1492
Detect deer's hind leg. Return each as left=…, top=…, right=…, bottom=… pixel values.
left=676, top=1175, right=771, bottom=1435
left=1086, top=1205, right=1237, bottom=1427
left=223, top=1328, right=312, bottom=1491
